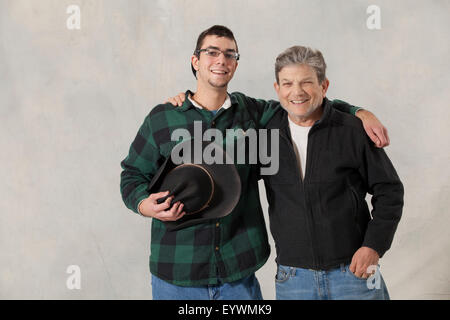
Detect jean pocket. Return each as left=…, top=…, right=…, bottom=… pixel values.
left=346, top=265, right=368, bottom=281
left=275, top=265, right=291, bottom=283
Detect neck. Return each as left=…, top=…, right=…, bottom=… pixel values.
left=192, top=85, right=228, bottom=111
left=288, top=106, right=323, bottom=127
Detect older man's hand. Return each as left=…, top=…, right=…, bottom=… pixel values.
left=165, top=92, right=186, bottom=107
left=349, top=246, right=380, bottom=279
left=356, top=109, right=390, bottom=148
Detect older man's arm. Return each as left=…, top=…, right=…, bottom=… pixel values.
left=350, top=131, right=404, bottom=278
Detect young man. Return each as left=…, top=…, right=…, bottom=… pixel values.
left=263, top=46, right=404, bottom=299
left=121, top=25, right=388, bottom=300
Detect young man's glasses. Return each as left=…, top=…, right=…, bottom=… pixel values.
left=195, top=48, right=240, bottom=61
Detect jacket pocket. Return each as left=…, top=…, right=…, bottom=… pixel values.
left=346, top=265, right=369, bottom=281
left=316, top=181, right=363, bottom=262
left=348, top=185, right=362, bottom=237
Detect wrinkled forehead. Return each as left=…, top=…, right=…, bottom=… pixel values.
left=278, top=64, right=319, bottom=81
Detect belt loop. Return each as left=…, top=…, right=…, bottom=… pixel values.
left=290, top=267, right=296, bottom=277
left=340, top=263, right=346, bottom=273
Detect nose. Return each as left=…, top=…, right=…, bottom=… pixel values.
left=293, top=84, right=305, bottom=95
left=215, top=52, right=227, bottom=65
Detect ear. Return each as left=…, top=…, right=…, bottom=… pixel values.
left=191, top=55, right=199, bottom=72
left=274, top=81, right=280, bottom=95
left=321, top=78, right=330, bottom=96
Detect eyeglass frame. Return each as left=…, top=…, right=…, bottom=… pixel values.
left=194, top=47, right=240, bottom=61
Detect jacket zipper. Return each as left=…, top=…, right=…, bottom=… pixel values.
left=280, top=125, right=319, bottom=269
left=303, top=125, right=321, bottom=269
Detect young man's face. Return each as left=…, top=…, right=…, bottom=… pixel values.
left=191, top=35, right=239, bottom=90
left=274, top=64, right=329, bottom=122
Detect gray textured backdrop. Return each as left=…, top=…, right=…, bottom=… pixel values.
left=0, top=0, right=449, bottom=299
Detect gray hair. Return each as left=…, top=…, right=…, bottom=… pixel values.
left=275, top=46, right=327, bottom=84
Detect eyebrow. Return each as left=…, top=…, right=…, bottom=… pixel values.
left=205, top=46, right=237, bottom=52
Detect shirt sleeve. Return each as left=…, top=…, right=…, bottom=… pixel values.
left=120, top=113, right=162, bottom=214
left=231, top=92, right=281, bottom=128
left=330, top=99, right=363, bottom=116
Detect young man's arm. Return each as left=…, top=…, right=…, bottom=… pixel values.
left=120, top=112, right=185, bottom=220
left=245, top=95, right=390, bottom=147
left=120, top=114, right=156, bottom=214
left=166, top=93, right=390, bottom=148
left=332, top=99, right=390, bottom=148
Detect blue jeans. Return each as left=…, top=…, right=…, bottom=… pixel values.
left=151, top=274, right=263, bottom=300
left=275, top=264, right=390, bottom=300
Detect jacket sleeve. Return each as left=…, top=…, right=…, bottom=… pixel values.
left=358, top=134, right=404, bottom=257
left=120, top=114, right=161, bottom=214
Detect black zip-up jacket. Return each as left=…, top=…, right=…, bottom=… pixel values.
left=261, top=98, right=404, bottom=270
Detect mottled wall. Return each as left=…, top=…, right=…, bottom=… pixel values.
left=0, top=0, right=449, bottom=299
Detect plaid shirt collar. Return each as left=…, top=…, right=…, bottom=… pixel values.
left=178, top=90, right=239, bottom=112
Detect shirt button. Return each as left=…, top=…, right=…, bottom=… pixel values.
left=211, top=121, right=215, bottom=127
left=216, top=222, right=220, bottom=227
left=215, top=246, right=219, bottom=251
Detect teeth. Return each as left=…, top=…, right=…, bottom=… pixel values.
left=291, top=100, right=307, bottom=104
left=211, top=70, right=226, bottom=74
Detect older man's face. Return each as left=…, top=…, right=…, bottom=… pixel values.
left=274, top=64, right=329, bottom=123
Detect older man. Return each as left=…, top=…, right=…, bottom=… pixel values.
left=262, top=46, right=404, bottom=300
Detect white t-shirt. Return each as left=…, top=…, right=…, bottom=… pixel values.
left=288, top=117, right=311, bottom=180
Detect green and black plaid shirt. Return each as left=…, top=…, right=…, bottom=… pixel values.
left=120, top=91, right=357, bottom=286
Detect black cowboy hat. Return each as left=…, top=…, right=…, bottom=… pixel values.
left=147, top=140, right=241, bottom=231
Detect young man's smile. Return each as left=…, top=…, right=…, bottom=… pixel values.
left=191, top=35, right=239, bottom=89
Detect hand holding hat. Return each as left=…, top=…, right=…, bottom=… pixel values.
left=138, top=191, right=186, bottom=221
left=145, top=140, right=241, bottom=231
